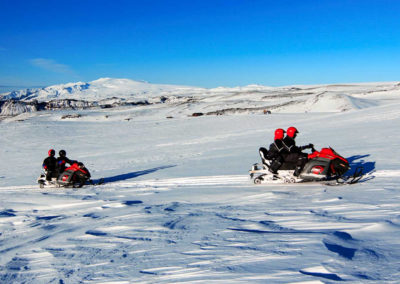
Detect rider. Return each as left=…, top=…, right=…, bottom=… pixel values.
left=283, top=126, right=314, bottom=176
left=42, top=149, right=57, bottom=181
left=56, top=150, right=76, bottom=175
left=266, top=128, right=288, bottom=174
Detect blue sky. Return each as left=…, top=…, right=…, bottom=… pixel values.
left=1, top=0, right=400, bottom=88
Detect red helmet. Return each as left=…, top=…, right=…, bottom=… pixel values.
left=48, top=149, right=55, bottom=156
left=287, top=127, right=299, bottom=138
left=274, top=128, right=285, bottom=140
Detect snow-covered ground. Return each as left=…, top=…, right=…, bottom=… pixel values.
left=1, top=80, right=400, bottom=283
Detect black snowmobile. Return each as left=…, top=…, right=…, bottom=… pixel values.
left=249, top=147, right=363, bottom=185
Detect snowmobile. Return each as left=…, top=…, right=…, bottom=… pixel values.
left=37, top=171, right=89, bottom=188
left=38, top=163, right=93, bottom=188
left=249, top=147, right=363, bottom=185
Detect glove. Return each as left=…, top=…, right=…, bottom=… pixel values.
left=300, top=144, right=314, bottom=150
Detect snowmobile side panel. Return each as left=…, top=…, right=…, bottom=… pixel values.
left=331, top=157, right=350, bottom=176
left=57, top=170, right=75, bottom=186
left=300, top=157, right=331, bottom=177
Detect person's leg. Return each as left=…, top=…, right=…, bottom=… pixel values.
left=46, top=170, right=57, bottom=181
left=269, top=156, right=284, bottom=174
left=294, top=153, right=308, bottom=176
left=45, top=171, right=52, bottom=181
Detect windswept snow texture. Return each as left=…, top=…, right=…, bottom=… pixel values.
left=1, top=80, right=400, bottom=283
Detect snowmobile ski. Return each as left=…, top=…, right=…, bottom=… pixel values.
left=323, top=166, right=364, bottom=186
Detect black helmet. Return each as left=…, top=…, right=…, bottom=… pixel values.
left=59, top=150, right=66, bottom=157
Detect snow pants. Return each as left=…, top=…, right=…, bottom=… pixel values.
left=284, top=152, right=308, bottom=176
left=45, top=170, right=57, bottom=181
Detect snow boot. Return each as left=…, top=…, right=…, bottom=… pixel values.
left=269, top=160, right=282, bottom=174
left=293, top=166, right=302, bottom=177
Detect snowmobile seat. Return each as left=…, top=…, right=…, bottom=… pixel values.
left=259, top=147, right=270, bottom=166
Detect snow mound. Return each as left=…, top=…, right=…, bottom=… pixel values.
left=304, top=93, right=380, bottom=112
left=271, top=92, right=380, bottom=113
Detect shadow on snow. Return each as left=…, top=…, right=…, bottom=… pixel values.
left=346, top=154, right=375, bottom=175
left=346, top=154, right=375, bottom=182
left=92, top=165, right=175, bottom=184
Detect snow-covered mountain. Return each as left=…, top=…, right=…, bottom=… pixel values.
left=0, top=78, right=204, bottom=101
left=1, top=78, right=399, bottom=117
left=1, top=79, right=400, bottom=282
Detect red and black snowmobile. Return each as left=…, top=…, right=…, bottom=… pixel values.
left=250, top=147, right=363, bottom=185
left=38, top=162, right=92, bottom=188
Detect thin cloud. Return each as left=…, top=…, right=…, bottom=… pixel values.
left=30, top=58, right=74, bottom=74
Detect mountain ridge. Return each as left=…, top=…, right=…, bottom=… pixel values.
left=1, top=78, right=399, bottom=117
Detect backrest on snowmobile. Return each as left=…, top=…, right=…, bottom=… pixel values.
left=57, top=169, right=75, bottom=185
left=259, top=147, right=269, bottom=165
left=308, top=147, right=349, bottom=176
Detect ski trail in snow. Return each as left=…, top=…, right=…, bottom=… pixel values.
left=0, top=185, right=39, bottom=191
left=371, top=170, right=400, bottom=177
left=113, top=175, right=250, bottom=188
left=1, top=169, right=397, bottom=192
left=120, top=170, right=399, bottom=189
left=0, top=175, right=251, bottom=192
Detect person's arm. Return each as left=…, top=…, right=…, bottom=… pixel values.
left=42, top=159, right=48, bottom=170
left=65, top=158, right=77, bottom=165
left=300, top=143, right=314, bottom=150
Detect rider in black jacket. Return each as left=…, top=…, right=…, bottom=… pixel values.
left=265, top=128, right=288, bottom=174
left=56, top=150, right=76, bottom=174
left=42, top=149, right=57, bottom=181
left=283, top=127, right=314, bottom=176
